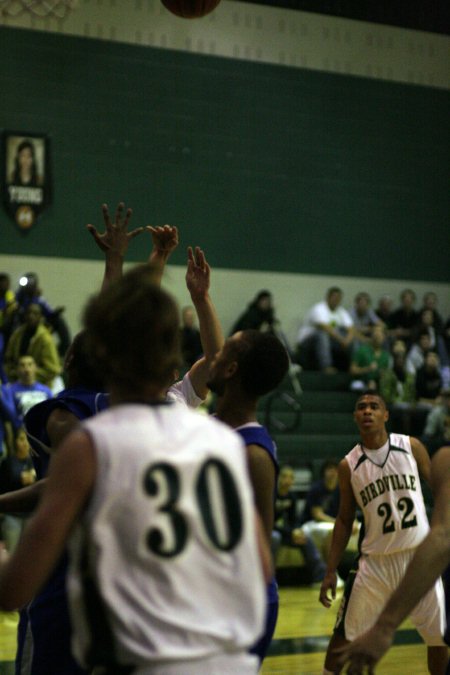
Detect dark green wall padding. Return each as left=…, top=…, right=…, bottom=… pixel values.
left=1, top=27, right=449, bottom=281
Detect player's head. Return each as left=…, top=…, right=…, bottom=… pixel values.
left=208, top=329, right=289, bottom=399
left=83, top=265, right=181, bottom=398
left=17, top=355, right=37, bottom=385
left=353, top=391, right=389, bottom=432
left=64, top=330, right=105, bottom=390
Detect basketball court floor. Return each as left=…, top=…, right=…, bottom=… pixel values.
left=0, top=584, right=435, bottom=674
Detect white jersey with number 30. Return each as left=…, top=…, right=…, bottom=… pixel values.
left=346, top=433, right=429, bottom=555
left=67, top=402, right=265, bottom=671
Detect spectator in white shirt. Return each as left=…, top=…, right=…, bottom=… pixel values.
left=296, top=287, right=355, bottom=373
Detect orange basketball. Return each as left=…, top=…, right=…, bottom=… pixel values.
left=161, top=0, right=221, bottom=18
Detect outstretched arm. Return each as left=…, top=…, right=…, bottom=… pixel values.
left=185, top=246, right=224, bottom=399
left=87, top=202, right=144, bottom=291
left=335, top=446, right=450, bottom=673
left=146, top=225, right=179, bottom=287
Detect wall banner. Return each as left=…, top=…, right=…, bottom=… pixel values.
left=2, top=131, right=52, bottom=230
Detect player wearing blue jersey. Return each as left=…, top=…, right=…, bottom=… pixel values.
left=208, top=329, right=290, bottom=662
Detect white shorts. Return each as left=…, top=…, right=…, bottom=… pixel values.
left=335, top=549, right=446, bottom=645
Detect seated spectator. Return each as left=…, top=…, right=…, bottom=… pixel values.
left=180, top=306, right=203, bottom=369
left=387, top=288, right=420, bottom=346
left=413, top=308, right=449, bottom=367
left=419, top=292, right=445, bottom=334
left=406, top=329, right=432, bottom=375
left=230, top=290, right=277, bottom=335
left=15, top=272, right=71, bottom=358
left=380, top=340, right=416, bottom=434
left=374, top=294, right=393, bottom=326
left=2, top=355, right=53, bottom=429
left=350, top=325, right=390, bottom=391
left=415, top=351, right=442, bottom=406
left=421, top=388, right=450, bottom=455
left=0, top=427, right=36, bottom=552
left=300, top=460, right=340, bottom=561
left=0, top=273, right=17, bottom=383
left=272, top=465, right=326, bottom=584
left=444, top=316, right=450, bottom=362
left=300, top=460, right=359, bottom=574
left=380, top=340, right=416, bottom=405
left=4, top=303, right=62, bottom=390
left=349, top=292, right=382, bottom=343
left=296, top=287, right=355, bottom=373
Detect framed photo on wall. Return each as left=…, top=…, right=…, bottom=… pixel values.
left=2, top=131, right=52, bottom=230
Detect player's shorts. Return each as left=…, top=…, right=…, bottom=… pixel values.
left=91, top=651, right=259, bottom=674
left=334, top=549, right=446, bottom=645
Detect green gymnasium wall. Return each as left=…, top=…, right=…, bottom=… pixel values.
left=1, top=26, right=449, bottom=282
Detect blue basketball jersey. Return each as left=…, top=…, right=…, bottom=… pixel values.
left=25, top=387, right=109, bottom=479
left=17, top=387, right=109, bottom=675
left=236, top=423, right=279, bottom=663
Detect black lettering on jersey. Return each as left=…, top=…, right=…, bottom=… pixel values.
left=377, top=496, right=417, bottom=535
left=143, top=458, right=243, bottom=558
left=359, top=474, right=417, bottom=508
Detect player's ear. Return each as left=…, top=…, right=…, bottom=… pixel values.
left=225, top=360, right=238, bottom=379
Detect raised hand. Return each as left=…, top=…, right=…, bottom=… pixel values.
left=185, top=246, right=210, bottom=302
left=146, top=225, right=179, bottom=257
left=87, top=202, right=144, bottom=257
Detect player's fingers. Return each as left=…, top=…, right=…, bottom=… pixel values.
left=101, top=203, right=111, bottom=228
left=122, top=207, right=133, bottom=229
left=187, top=246, right=194, bottom=260
left=86, top=225, right=107, bottom=251
left=114, top=201, right=125, bottom=226
left=127, top=226, right=144, bottom=240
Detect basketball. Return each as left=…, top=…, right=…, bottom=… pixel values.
left=161, top=0, right=221, bottom=18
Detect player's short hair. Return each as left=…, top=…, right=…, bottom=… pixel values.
left=355, top=391, right=388, bottom=409
left=65, top=330, right=105, bottom=390
left=83, top=265, right=181, bottom=394
left=233, top=329, right=289, bottom=398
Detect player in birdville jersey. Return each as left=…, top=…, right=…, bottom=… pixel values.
left=0, top=264, right=270, bottom=675
left=319, top=391, right=448, bottom=675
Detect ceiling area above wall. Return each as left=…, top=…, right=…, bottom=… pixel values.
left=236, top=0, right=450, bottom=36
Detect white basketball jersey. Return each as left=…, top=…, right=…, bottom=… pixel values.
left=67, top=402, right=265, bottom=671
left=345, top=433, right=429, bottom=555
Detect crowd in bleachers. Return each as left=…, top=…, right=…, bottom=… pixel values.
left=258, top=285, right=450, bottom=448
